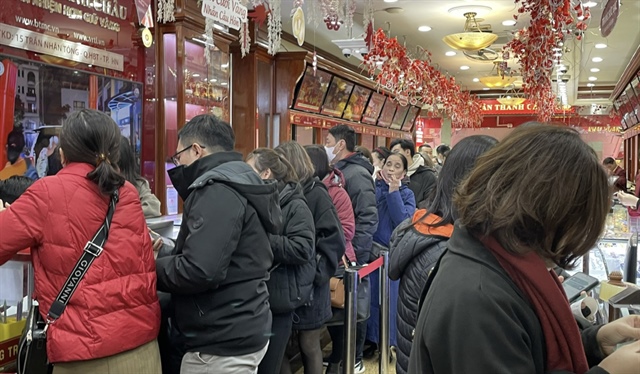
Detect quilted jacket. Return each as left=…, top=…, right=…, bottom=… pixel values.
left=0, top=163, right=160, bottom=363
left=389, top=211, right=452, bottom=374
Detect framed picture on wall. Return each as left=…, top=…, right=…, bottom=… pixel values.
left=343, top=85, right=372, bottom=122
left=293, top=66, right=333, bottom=113
left=402, top=106, right=420, bottom=132
left=362, top=92, right=386, bottom=125
left=321, top=77, right=355, bottom=117
left=390, top=104, right=410, bottom=130
left=377, top=97, right=397, bottom=128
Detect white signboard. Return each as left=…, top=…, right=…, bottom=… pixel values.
left=0, top=23, right=124, bottom=71
left=201, top=0, right=248, bottom=31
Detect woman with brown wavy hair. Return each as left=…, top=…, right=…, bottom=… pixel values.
left=409, top=124, right=640, bottom=374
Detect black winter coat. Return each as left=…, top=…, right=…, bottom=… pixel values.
left=408, top=224, right=607, bottom=374
left=294, top=178, right=345, bottom=330
left=268, top=182, right=316, bottom=314
left=156, top=152, right=281, bottom=357
left=334, top=153, right=378, bottom=264
left=389, top=213, right=452, bottom=374
left=408, top=166, right=436, bottom=208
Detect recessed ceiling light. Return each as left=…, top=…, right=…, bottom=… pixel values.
left=221, top=63, right=229, bottom=68
left=418, top=26, right=432, bottom=32
left=588, top=76, right=598, bottom=81
left=502, top=20, right=517, bottom=26
left=445, top=51, right=457, bottom=57
left=473, top=78, right=480, bottom=82
left=584, top=1, right=598, bottom=7
left=192, top=73, right=200, bottom=77
left=448, top=5, right=493, bottom=17
left=460, top=65, right=470, bottom=70
left=483, top=87, right=490, bottom=91
left=587, top=83, right=595, bottom=87
left=595, top=43, right=607, bottom=49
left=592, top=57, right=603, bottom=62
left=383, top=0, right=398, bottom=2
left=221, top=82, right=228, bottom=86
left=590, top=68, right=600, bottom=72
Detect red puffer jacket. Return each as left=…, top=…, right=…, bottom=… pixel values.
left=323, top=168, right=356, bottom=262
left=0, top=163, right=160, bottom=363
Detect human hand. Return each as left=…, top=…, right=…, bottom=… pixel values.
left=598, top=340, right=640, bottom=374
left=597, top=315, right=640, bottom=356
left=153, top=238, right=163, bottom=252
left=614, top=191, right=639, bottom=209
left=0, top=199, right=8, bottom=211
left=388, top=174, right=401, bottom=193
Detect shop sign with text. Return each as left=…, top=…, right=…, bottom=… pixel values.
left=480, top=99, right=576, bottom=115
left=201, top=0, right=248, bottom=30
left=0, top=23, right=124, bottom=71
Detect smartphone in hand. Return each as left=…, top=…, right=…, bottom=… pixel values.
left=562, top=272, right=599, bottom=303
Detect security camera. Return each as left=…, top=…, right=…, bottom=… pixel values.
left=342, top=48, right=351, bottom=58
left=559, top=68, right=568, bottom=74
left=561, top=78, right=569, bottom=83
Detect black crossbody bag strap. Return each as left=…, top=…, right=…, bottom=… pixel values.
left=46, top=190, right=119, bottom=325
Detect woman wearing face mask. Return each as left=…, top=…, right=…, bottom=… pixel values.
left=246, top=148, right=316, bottom=374
left=366, top=153, right=416, bottom=357
left=372, top=147, right=391, bottom=182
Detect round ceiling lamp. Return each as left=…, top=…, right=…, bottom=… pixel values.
left=479, top=61, right=517, bottom=88
left=443, top=12, right=498, bottom=51
left=448, top=5, right=493, bottom=17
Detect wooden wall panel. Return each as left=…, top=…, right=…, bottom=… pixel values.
left=274, top=52, right=307, bottom=144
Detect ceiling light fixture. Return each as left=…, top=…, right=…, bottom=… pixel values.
left=502, top=20, right=517, bottom=26
left=590, top=68, right=600, bottom=72
left=592, top=57, right=603, bottom=62
left=483, top=87, right=490, bottom=91
left=448, top=5, right=493, bottom=17
left=473, top=78, right=480, bottom=82
left=383, top=0, right=397, bottom=2
left=588, top=76, right=598, bottom=81
left=418, top=26, right=432, bottom=32
left=595, top=43, right=607, bottom=49
left=584, top=1, right=598, bottom=7
left=587, top=83, right=595, bottom=87
left=479, top=61, right=517, bottom=88
left=443, top=12, right=498, bottom=51
left=445, top=51, right=457, bottom=56
left=460, top=65, right=470, bottom=70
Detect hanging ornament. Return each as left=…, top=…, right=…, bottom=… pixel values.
left=204, top=18, right=215, bottom=66
left=363, top=0, right=374, bottom=49
left=267, top=0, right=282, bottom=55
left=292, top=7, right=306, bottom=46
left=249, top=4, right=269, bottom=28
left=312, top=51, right=317, bottom=76
left=344, top=0, right=356, bottom=30
left=240, top=20, right=251, bottom=57
left=157, top=0, right=175, bottom=24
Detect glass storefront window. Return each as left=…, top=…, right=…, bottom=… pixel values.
left=0, top=55, right=141, bottom=179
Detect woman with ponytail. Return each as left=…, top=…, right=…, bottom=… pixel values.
left=0, top=109, right=161, bottom=373
left=246, top=148, right=316, bottom=374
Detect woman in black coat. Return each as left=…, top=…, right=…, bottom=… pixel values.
left=276, top=142, right=346, bottom=374
left=389, top=135, right=497, bottom=374
left=247, top=148, right=316, bottom=374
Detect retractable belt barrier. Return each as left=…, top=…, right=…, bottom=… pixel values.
left=343, top=250, right=390, bottom=374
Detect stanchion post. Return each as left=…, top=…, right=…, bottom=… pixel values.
left=379, top=250, right=390, bottom=374
left=343, top=268, right=359, bottom=374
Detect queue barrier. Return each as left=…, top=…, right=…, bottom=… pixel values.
left=342, top=250, right=390, bottom=374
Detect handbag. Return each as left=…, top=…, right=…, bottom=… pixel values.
left=17, top=191, right=119, bottom=374
left=329, top=256, right=349, bottom=308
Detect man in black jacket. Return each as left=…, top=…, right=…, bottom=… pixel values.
left=391, top=139, right=437, bottom=208
left=325, top=124, right=378, bottom=373
left=156, top=114, right=282, bottom=374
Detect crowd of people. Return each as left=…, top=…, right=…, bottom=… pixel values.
left=0, top=110, right=639, bottom=374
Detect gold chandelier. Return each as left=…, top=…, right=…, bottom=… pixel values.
left=480, top=61, right=517, bottom=88
left=497, top=86, right=526, bottom=106
left=443, top=12, right=498, bottom=51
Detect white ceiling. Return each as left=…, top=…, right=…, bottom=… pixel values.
left=277, top=0, right=640, bottom=105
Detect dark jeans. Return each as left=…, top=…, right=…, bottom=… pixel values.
left=327, top=320, right=367, bottom=364
left=258, top=312, right=293, bottom=374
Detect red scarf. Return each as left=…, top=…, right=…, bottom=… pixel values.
left=481, top=235, right=589, bottom=373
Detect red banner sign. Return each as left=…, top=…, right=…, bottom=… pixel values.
left=601, top=0, right=620, bottom=37
left=0, top=337, right=20, bottom=369
left=289, top=110, right=409, bottom=139
left=480, top=99, right=576, bottom=115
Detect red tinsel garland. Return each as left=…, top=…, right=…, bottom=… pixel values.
left=363, top=29, right=483, bottom=128
left=506, top=0, right=589, bottom=122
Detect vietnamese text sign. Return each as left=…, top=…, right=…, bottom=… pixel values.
left=600, top=0, right=620, bottom=37
left=201, top=0, right=248, bottom=30
left=0, top=23, right=124, bottom=71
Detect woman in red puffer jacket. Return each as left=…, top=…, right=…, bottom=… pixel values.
left=0, top=109, right=161, bottom=373
left=305, top=145, right=355, bottom=262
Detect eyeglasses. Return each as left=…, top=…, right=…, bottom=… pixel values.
left=170, top=144, right=205, bottom=166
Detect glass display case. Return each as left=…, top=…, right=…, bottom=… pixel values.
left=0, top=252, right=33, bottom=372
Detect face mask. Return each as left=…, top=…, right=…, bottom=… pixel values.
left=325, top=146, right=336, bottom=163
left=168, top=165, right=190, bottom=201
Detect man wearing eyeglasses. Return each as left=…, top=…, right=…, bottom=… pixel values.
left=156, top=114, right=282, bottom=374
